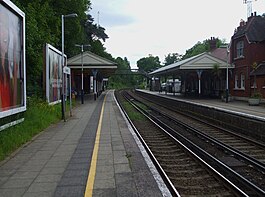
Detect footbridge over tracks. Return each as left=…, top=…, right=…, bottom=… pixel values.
left=113, top=69, right=151, bottom=78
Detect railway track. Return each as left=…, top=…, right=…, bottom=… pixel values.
left=132, top=91, right=265, bottom=170
left=131, top=90, right=265, bottom=196
left=134, top=91, right=265, bottom=167
left=127, top=90, right=265, bottom=196
left=115, top=90, right=250, bottom=196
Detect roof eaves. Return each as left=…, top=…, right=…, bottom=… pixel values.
left=149, top=52, right=205, bottom=75
left=84, top=51, right=117, bottom=65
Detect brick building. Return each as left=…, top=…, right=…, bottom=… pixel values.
left=230, top=12, right=265, bottom=100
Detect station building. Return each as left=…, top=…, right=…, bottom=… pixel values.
left=67, top=51, right=117, bottom=99
left=230, top=12, right=265, bottom=100
left=150, top=38, right=233, bottom=98
left=150, top=13, right=265, bottom=101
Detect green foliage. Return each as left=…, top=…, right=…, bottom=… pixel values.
left=90, top=40, right=113, bottom=60
left=137, top=55, right=161, bottom=72
left=108, top=82, right=130, bottom=90
left=212, top=63, right=221, bottom=78
left=123, top=102, right=146, bottom=121
left=251, top=92, right=262, bottom=99
left=182, top=40, right=209, bottom=60
left=164, top=53, right=182, bottom=66
left=11, top=0, right=109, bottom=96
left=182, top=38, right=224, bottom=60
left=137, top=82, right=146, bottom=89
left=252, top=62, right=258, bottom=70
left=0, top=97, right=62, bottom=161
left=116, top=57, right=131, bottom=70
left=108, top=57, right=137, bottom=89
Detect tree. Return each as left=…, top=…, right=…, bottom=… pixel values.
left=11, top=0, right=110, bottom=96
left=182, top=38, right=224, bottom=60
left=164, top=53, right=182, bottom=66
left=90, top=40, right=113, bottom=61
left=137, top=55, right=161, bottom=72
left=51, top=0, right=90, bottom=57
left=108, top=57, right=135, bottom=89
left=182, top=40, right=209, bottom=60
left=212, top=63, right=221, bottom=79
left=12, top=0, right=61, bottom=95
left=212, top=63, right=222, bottom=93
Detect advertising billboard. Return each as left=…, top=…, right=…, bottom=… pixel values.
left=0, top=0, right=26, bottom=119
left=45, top=44, right=66, bottom=104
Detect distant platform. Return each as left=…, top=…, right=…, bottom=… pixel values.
left=136, top=89, right=265, bottom=121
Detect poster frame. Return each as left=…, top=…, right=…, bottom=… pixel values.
left=45, top=43, right=67, bottom=105
left=0, top=0, right=26, bottom=119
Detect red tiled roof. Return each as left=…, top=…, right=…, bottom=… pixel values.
left=209, top=47, right=230, bottom=63
left=233, top=15, right=265, bottom=42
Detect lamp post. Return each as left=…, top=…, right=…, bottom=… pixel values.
left=75, top=44, right=90, bottom=104
left=61, top=13, right=78, bottom=121
left=226, top=45, right=230, bottom=103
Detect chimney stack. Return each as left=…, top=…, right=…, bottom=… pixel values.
left=209, top=37, right=217, bottom=51
left=239, top=19, right=245, bottom=27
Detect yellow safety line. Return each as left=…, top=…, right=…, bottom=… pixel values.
left=84, top=95, right=107, bottom=197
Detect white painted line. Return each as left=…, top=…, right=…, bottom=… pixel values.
left=137, top=89, right=265, bottom=122
left=113, top=92, right=173, bottom=197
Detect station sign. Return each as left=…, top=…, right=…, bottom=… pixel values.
left=63, top=66, right=71, bottom=75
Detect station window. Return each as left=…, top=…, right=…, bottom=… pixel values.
left=241, top=74, right=245, bottom=89
left=236, top=41, right=244, bottom=58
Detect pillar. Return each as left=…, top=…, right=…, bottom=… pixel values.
left=196, top=70, right=203, bottom=96
left=92, top=69, right=97, bottom=100
left=173, top=75, right=175, bottom=96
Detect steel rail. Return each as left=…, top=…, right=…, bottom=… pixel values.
left=132, top=90, right=265, bottom=171
left=119, top=90, right=248, bottom=197
left=148, top=104, right=265, bottom=173
left=125, top=91, right=265, bottom=196
left=115, top=91, right=180, bottom=197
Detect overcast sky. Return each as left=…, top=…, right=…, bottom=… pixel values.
left=90, top=0, right=265, bottom=68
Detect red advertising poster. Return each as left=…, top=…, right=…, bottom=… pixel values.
left=45, top=44, right=66, bottom=104
left=0, top=0, right=26, bottom=118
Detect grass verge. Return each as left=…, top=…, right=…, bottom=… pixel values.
left=0, top=97, right=75, bottom=161
left=122, top=101, right=146, bottom=121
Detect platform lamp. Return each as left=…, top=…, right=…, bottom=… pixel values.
left=61, top=13, right=78, bottom=121
left=75, top=44, right=90, bottom=104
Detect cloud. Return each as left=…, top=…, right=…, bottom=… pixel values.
left=97, top=12, right=135, bottom=27
left=92, top=0, right=265, bottom=69
left=90, top=0, right=135, bottom=27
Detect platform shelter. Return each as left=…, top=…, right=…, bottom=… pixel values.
left=68, top=51, right=117, bottom=100
left=150, top=48, right=234, bottom=97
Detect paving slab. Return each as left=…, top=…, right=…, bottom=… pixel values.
left=0, top=91, right=170, bottom=196
left=92, top=90, right=166, bottom=197
left=140, top=89, right=265, bottom=119
left=0, top=94, right=99, bottom=197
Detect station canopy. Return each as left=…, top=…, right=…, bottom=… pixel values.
left=67, top=51, right=117, bottom=77
left=149, top=50, right=234, bottom=76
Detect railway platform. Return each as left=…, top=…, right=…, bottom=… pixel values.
left=0, top=90, right=169, bottom=197
left=138, top=89, right=265, bottom=121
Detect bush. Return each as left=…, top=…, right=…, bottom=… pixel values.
left=251, top=92, right=262, bottom=99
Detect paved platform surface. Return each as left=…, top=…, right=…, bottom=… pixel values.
left=138, top=90, right=265, bottom=121
left=0, top=90, right=167, bottom=197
